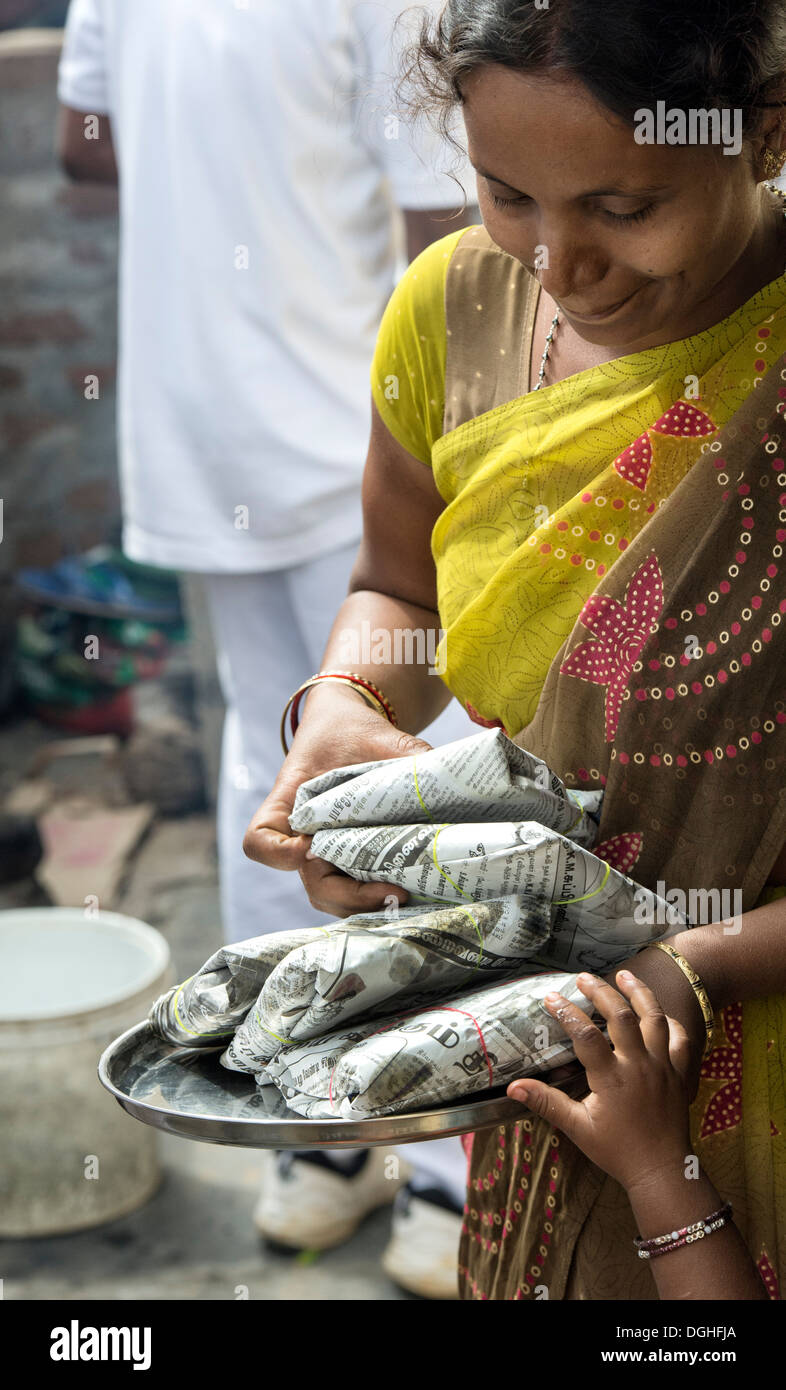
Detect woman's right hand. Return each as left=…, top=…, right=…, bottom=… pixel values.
left=243, top=683, right=435, bottom=918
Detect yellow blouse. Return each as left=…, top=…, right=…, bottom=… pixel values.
left=371, top=229, right=467, bottom=466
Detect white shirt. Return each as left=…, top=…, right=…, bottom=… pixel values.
left=58, top=0, right=474, bottom=572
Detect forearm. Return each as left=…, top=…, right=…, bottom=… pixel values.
left=626, top=1165, right=767, bottom=1300
left=609, top=897, right=786, bottom=1068
left=57, top=106, right=118, bottom=184
left=64, top=145, right=118, bottom=184
left=309, top=588, right=453, bottom=735
left=669, top=895, right=786, bottom=1007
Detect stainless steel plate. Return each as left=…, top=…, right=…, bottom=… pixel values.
left=99, top=1021, right=586, bottom=1149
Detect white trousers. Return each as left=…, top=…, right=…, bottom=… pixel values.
left=202, top=541, right=473, bottom=1202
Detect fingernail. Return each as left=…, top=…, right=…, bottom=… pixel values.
left=544, top=992, right=562, bottom=1004
left=509, top=1084, right=529, bottom=1103
left=304, top=849, right=317, bottom=860
left=576, top=972, right=594, bottom=985
left=617, top=969, right=635, bottom=983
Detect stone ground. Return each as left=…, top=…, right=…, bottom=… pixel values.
left=0, top=714, right=410, bottom=1302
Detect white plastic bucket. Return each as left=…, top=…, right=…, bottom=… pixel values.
left=0, top=908, right=171, bottom=1236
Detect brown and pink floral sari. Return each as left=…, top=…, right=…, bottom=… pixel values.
left=429, top=226, right=786, bottom=1300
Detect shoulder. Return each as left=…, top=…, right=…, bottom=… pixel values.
left=390, top=222, right=523, bottom=309
left=443, top=221, right=534, bottom=314
left=443, top=225, right=539, bottom=431
left=388, top=226, right=473, bottom=325
left=371, top=227, right=475, bottom=465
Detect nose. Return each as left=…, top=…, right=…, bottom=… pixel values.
left=531, top=218, right=607, bottom=302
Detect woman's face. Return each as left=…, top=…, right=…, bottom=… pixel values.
left=462, top=66, right=779, bottom=352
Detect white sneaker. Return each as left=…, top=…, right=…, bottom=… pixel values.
left=254, top=1148, right=410, bottom=1251
left=382, top=1184, right=463, bottom=1300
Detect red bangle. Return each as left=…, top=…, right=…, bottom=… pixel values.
left=288, top=676, right=382, bottom=742
left=317, top=671, right=398, bottom=726
left=279, top=670, right=398, bottom=755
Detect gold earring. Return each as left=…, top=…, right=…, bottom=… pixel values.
left=763, top=146, right=786, bottom=179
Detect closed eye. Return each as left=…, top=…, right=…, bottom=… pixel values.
left=605, top=203, right=657, bottom=225
left=488, top=192, right=657, bottom=225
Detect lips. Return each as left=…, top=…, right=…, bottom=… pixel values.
left=563, top=287, right=641, bottom=320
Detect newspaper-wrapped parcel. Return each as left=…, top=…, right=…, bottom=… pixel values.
left=148, top=725, right=685, bottom=1121
left=220, top=896, right=552, bottom=1072
left=289, top=728, right=601, bottom=847
left=149, top=924, right=340, bottom=1048
left=151, top=810, right=681, bottom=1059
left=221, top=855, right=675, bottom=1073
left=150, top=730, right=610, bottom=1051
left=303, top=819, right=682, bottom=973
left=149, top=901, right=496, bottom=1048
left=263, top=971, right=594, bottom=1119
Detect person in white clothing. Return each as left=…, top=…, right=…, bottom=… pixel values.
left=58, top=0, right=478, bottom=1299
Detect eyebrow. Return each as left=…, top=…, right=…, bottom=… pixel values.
left=473, top=166, right=670, bottom=197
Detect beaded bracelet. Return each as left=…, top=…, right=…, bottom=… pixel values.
left=634, top=1202, right=733, bottom=1260
left=651, top=941, right=716, bottom=1059
left=280, top=670, right=398, bottom=754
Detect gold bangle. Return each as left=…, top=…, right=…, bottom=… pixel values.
left=279, top=675, right=387, bottom=755
left=323, top=670, right=399, bottom=727
left=652, top=941, right=716, bottom=1059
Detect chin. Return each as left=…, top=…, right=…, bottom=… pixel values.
left=563, top=294, right=662, bottom=348
left=562, top=313, right=628, bottom=342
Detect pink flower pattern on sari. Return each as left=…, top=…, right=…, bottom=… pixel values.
left=698, top=1003, right=742, bottom=1139
left=594, top=831, right=644, bottom=876
left=757, top=1251, right=781, bottom=1301
left=613, top=401, right=716, bottom=491
left=559, top=553, right=664, bottom=742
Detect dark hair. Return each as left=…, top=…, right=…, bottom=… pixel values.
left=401, top=0, right=786, bottom=154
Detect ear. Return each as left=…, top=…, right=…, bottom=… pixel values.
left=752, top=85, right=786, bottom=180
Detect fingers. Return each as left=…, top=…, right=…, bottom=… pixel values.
left=548, top=972, right=696, bottom=1103
left=540, top=990, right=615, bottom=1080
left=299, top=855, right=410, bottom=917
left=577, top=971, right=688, bottom=1078
left=243, top=767, right=315, bottom=869
left=666, top=1015, right=694, bottom=1084
left=574, top=972, right=648, bottom=1058
left=387, top=732, right=435, bottom=759
left=613, top=970, right=671, bottom=1061
left=507, top=1077, right=586, bottom=1143
left=243, top=815, right=310, bottom=872
left=243, top=729, right=435, bottom=873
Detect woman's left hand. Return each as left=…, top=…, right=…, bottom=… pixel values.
left=507, top=971, right=695, bottom=1193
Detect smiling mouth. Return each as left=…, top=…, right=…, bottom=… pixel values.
left=563, top=287, right=642, bottom=321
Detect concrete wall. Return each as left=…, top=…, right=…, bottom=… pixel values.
left=0, top=28, right=121, bottom=632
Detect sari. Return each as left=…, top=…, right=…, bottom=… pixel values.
left=370, top=223, right=786, bottom=1300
